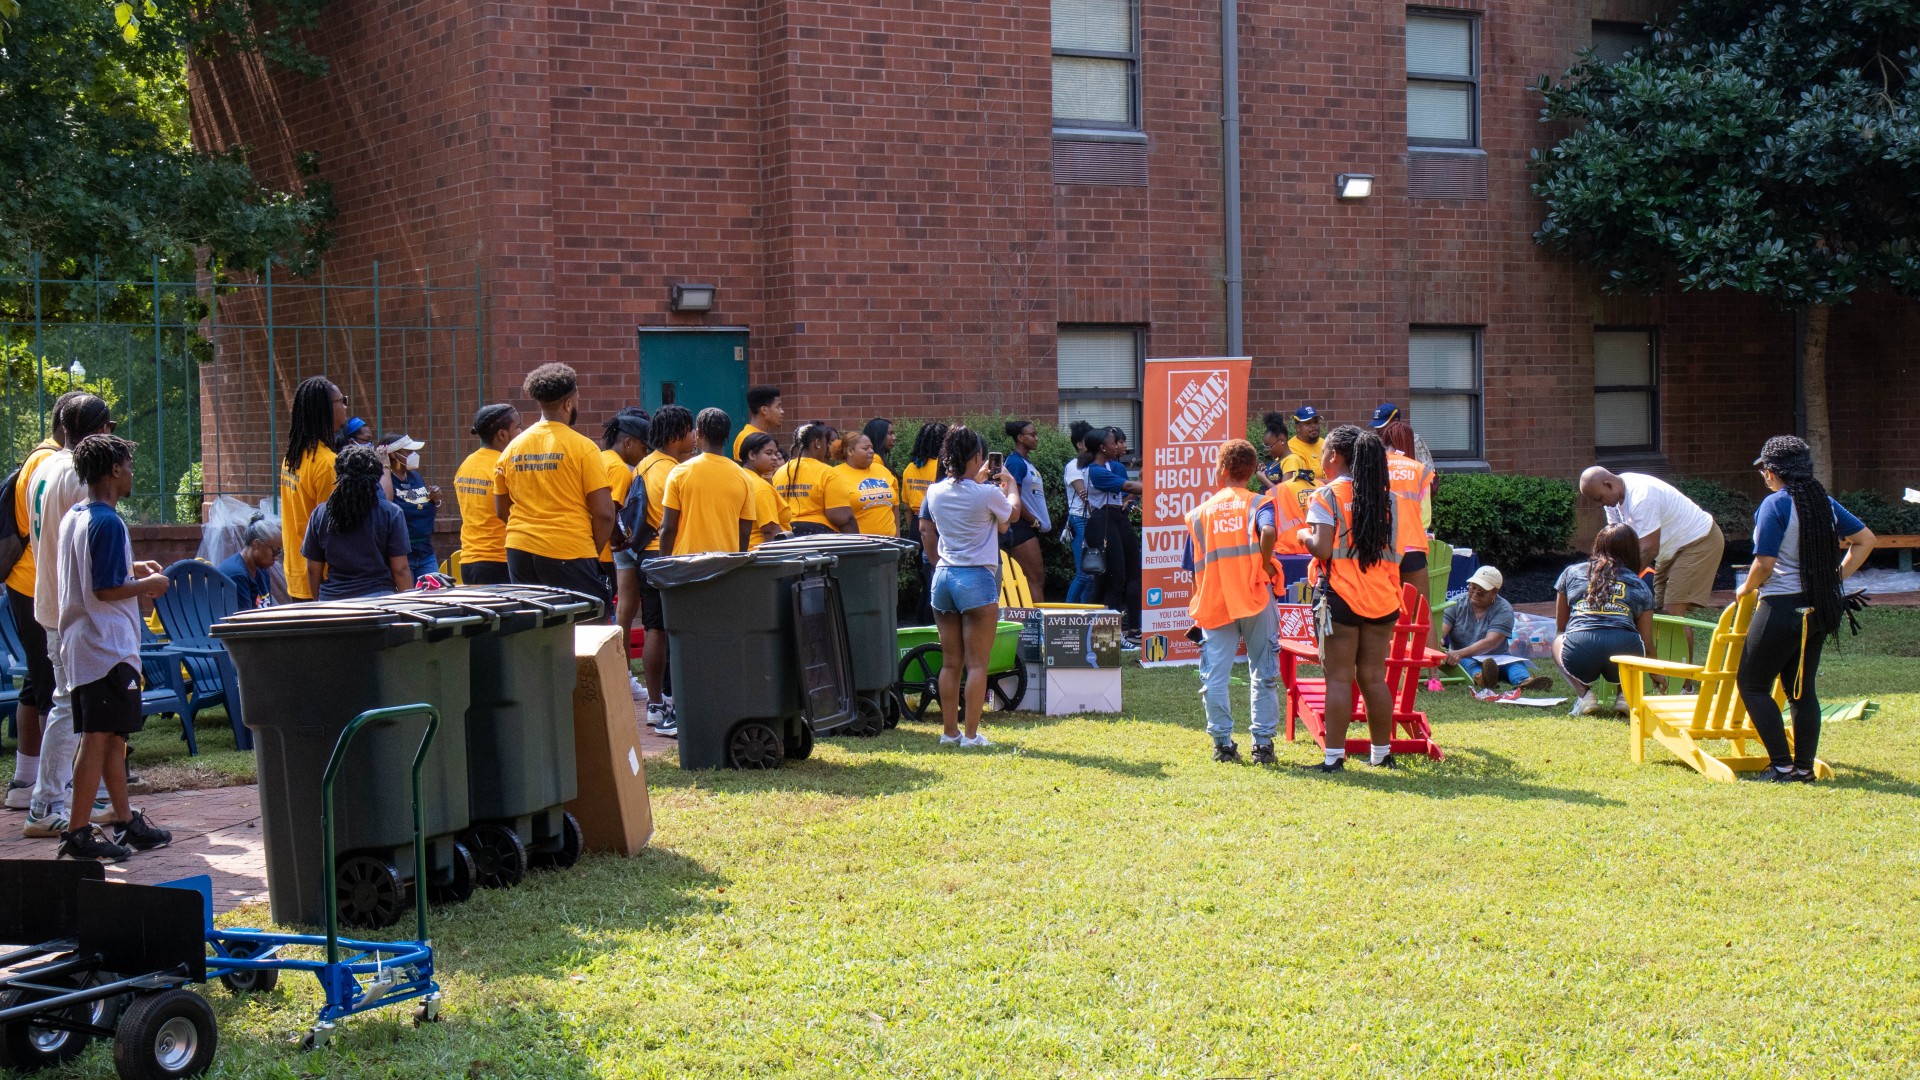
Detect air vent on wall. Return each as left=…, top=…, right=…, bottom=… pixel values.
left=1408, top=149, right=1488, bottom=200
left=1053, top=138, right=1148, bottom=186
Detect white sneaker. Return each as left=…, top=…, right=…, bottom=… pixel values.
left=4, top=779, right=32, bottom=811
left=1612, top=695, right=1632, bottom=717
left=961, top=734, right=993, bottom=749
left=23, top=809, right=69, bottom=839
left=938, top=733, right=962, bottom=746
left=629, top=675, right=646, bottom=699
left=1569, top=691, right=1598, bottom=717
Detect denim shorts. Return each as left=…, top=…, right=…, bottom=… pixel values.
left=612, top=545, right=642, bottom=571
left=930, top=565, right=999, bottom=614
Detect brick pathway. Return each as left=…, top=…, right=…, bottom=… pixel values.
left=0, top=703, right=677, bottom=915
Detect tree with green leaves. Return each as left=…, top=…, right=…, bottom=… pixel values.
left=1532, top=2, right=1920, bottom=485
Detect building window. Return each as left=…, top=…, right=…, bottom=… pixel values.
left=1058, top=326, right=1143, bottom=443
left=1053, top=0, right=1139, bottom=131
left=1595, top=329, right=1658, bottom=453
left=1409, top=327, right=1482, bottom=460
left=1406, top=11, right=1478, bottom=148
left=1590, top=21, right=1652, bottom=64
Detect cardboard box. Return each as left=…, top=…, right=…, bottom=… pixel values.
left=568, top=625, right=653, bottom=856
left=1002, top=607, right=1124, bottom=715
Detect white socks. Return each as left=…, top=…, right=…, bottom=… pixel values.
left=13, top=753, right=37, bottom=784
left=1370, top=744, right=1392, bottom=765
left=1324, top=748, right=1345, bottom=766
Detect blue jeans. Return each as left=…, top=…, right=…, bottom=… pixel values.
left=930, top=565, right=999, bottom=614
left=1064, top=515, right=1096, bottom=603
left=1473, top=658, right=1534, bottom=686
left=1199, top=602, right=1280, bottom=744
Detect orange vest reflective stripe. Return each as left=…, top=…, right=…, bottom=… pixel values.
left=1186, top=487, right=1272, bottom=628
left=1385, top=451, right=1433, bottom=555
left=1313, top=477, right=1402, bottom=619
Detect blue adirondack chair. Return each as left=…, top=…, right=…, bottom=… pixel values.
left=0, top=589, right=24, bottom=739
left=136, top=626, right=192, bottom=750
left=151, top=560, right=252, bottom=751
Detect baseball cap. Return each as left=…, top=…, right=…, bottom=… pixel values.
left=1369, top=403, right=1400, bottom=429
left=1466, top=566, right=1504, bottom=591
left=1292, top=405, right=1319, bottom=422
left=610, top=408, right=651, bottom=442
left=379, top=433, right=425, bottom=452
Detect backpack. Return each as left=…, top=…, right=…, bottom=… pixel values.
left=613, top=460, right=665, bottom=553
left=0, top=465, right=26, bottom=582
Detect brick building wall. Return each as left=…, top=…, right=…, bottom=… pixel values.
left=189, top=0, right=1920, bottom=520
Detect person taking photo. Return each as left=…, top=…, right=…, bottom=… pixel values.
left=919, top=426, right=1021, bottom=748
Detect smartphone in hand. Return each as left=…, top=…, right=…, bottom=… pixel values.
left=985, top=451, right=1003, bottom=479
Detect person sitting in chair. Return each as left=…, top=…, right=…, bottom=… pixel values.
left=1441, top=566, right=1552, bottom=692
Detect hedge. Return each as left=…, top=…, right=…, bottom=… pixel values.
left=1670, top=477, right=1756, bottom=542
left=1430, top=473, right=1576, bottom=568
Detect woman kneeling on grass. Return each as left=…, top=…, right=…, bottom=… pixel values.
left=1735, top=436, right=1874, bottom=783
left=1553, top=523, right=1656, bottom=716
left=919, top=425, right=1022, bottom=749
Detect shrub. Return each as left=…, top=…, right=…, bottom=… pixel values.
left=1431, top=473, right=1577, bottom=567
left=174, top=460, right=205, bottom=524
left=1670, top=477, right=1756, bottom=541
left=1836, top=489, right=1920, bottom=538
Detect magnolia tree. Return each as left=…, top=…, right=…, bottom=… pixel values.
left=1532, top=2, right=1920, bottom=485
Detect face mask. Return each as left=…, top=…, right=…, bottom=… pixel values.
left=404, top=452, right=419, bottom=470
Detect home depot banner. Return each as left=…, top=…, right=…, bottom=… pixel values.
left=1138, top=356, right=1250, bottom=667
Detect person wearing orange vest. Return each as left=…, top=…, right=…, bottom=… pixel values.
left=1183, top=440, right=1281, bottom=764
left=1298, top=425, right=1403, bottom=772
left=1380, top=418, right=1435, bottom=607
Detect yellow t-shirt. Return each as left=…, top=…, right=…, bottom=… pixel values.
left=454, top=447, right=508, bottom=564
left=773, top=457, right=851, bottom=528
left=746, top=470, right=788, bottom=549
left=279, top=443, right=337, bottom=598
left=6, top=441, right=59, bottom=595
left=731, top=422, right=766, bottom=462
left=899, top=459, right=938, bottom=514
left=835, top=461, right=899, bottom=536
left=598, top=448, right=636, bottom=562
left=1287, top=436, right=1324, bottom=482
left=491, top=419, right=609, bottom=562
left=632, top=450, right=681, bottom=553
left=662, top=451, right=756, bottom=555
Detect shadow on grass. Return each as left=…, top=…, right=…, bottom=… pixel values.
left=648, top=754, right=940, bottom=799
left=1383, top=747, right=1627, bottom=807
left=1829, top=764, right=1920, bottom=798
left=883, top=734, right=1169, bottom=780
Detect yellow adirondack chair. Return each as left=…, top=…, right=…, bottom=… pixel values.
left=439, top=548, right=465, bottom=585
left=999, top=550, right=1032, bottom=607
left=1613, top=593, right=1833, bottom=782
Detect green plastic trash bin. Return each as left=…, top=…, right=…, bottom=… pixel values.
left=212, top=598, right=493, bottom=929
left=648, top=551, right=853, bottom=770
left=759, top=535, right=917, bottom=734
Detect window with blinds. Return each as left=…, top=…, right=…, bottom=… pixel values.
left=1053, top=0, right=1138, bottom=130
left=1407, top=12, right=1477, bottom=148
left=1595, top=329, right=1658, bottom=453
left=1059, top=327, right=1143, bottom=443
left=1409, top=327, right=1481, bottom=459
left=1591, top=21, right=1651, bottom=65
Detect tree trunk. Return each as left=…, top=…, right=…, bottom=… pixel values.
left=1802, top=303, right=1834, bottom=489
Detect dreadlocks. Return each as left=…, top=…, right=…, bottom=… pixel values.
left=1326, top=425, right=1392, bottom=571
left=285, top=377, right=340, bottom=470
left=1758, top=435, right=1846, bottom=636
left=1587, top=523, right=1643, bottom=613
left=648, top=405, right=693, bottom=449
left=324, top=444, right=385, bottom=534
left=909, top=422, right=949, bottom=474
left=940, top=425, right=985, bottom=484
left=72, top=434, right=135, bottom=486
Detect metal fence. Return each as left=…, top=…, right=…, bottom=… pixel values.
left=0, top=254, right=485, bottom=526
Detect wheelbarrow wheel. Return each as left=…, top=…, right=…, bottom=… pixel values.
left=112, top=988, right=217, bottom=1080
left=784, top=721, right=815, bottom=761
left=462, top=823, right=528, bottom=890
left=0, top=972, right=113, bottom=1070
left=846, top=695, right=887, bottom=738
left=896, top=643, right=944, bottom=722
left=429, top=841, right=478, bottom=904
left=882, top=689, right=901, bottom=728
left=336, top=855, right=407, bottom=930
left=531, top=813, right=584, bottom=872
left=986, top=665, right=1028, bottom=713
left=726, top=721, right=785, bottom=770
left=218, top=942, right=280, bottom=995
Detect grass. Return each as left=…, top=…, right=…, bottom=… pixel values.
left=0, top=708, right=255, bottom=793
left=15, top=609, right=1920, bottom=1078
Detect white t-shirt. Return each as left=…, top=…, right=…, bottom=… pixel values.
left=1063, top=459, right=1087, bottom=519
left=922, top=478, right=1014, bottom=568
left=28, top=451, right=87, bottom=630
left=1604, top=473, right=1714, bottom=564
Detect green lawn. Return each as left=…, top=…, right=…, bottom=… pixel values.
left=19, top=609, right=1920, bottom=1078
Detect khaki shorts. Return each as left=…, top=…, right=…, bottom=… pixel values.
left=1654, top=522, right=1725, bottom=612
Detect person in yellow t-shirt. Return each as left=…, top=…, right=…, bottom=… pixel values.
left=738, top=432, right=790, bottom=548
left=3, top=391, right=83, bottom=807
left=773, top=423, right=856, bottom=535
left=597, top=408, right=651, bottom=590
left=661, top=409, right=757, bottom=555
left=898, top=422, right=946, bottom=526
left=491, top=363, right=615, bottom=610
left=1285, top=405, right=1324, bottom=483
left=627, top=405, right=696, bottom=735
left=834, top=432, right=900, bottom=536
left=731, top=384, right=785, bottom=461
left=279, top=377, right=348, bottom=600
left=453, top=404, right=521, bottom=585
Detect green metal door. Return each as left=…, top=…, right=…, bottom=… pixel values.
left=636, top=328, right=750, bottom=423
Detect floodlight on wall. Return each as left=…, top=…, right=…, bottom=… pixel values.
left=669, top=283, right=716, bottom=313
left=1336, top=173, right=1375, bottom=200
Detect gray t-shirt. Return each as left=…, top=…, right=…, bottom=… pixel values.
left=922, top=477, right=1013, bottom=569
left=1554, top=561, right=1655, bottom=634
left=1443, top=594, right=1515, bottom=652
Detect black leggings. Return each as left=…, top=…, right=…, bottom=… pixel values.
left=1090, top=506, right=1140, bottom=632
left=1736, top=593, right=1826, bottom=770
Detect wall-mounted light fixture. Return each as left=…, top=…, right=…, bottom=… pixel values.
left=669, top=282, right=716, bottom=313
left=1336, top=173, right=1375, bottom=200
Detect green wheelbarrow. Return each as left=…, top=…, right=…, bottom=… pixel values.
left=894, top=622, right=1028, bottom=722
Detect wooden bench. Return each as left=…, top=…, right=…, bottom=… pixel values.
left=1871, top=534, right=1920, bottom=573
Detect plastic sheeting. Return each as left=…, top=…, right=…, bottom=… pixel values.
left=196, top=494, right=289, bottom=605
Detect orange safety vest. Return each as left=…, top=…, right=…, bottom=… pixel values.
left=1385, top=450, right=1433, bottom=556
left=1311, top=476, right=1402, bottom=620
left=1270, top=478, right=1312, bottom=556
left=1185, top=487, right=1274, bottom=628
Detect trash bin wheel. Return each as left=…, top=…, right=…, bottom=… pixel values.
left=531, top=813, right=584, bottom=872
left=726, top=721, right=786, bottom=770
left=336, top=855, right=408, bottom=930
left=986, top=665, right=1028, bottom=713
left=784, top=721, right=814, bottom=761
left=0, top=972, right=114, bottom=1070
left=896, top=643, right=944, bottom=723
left=111, top=988, right=217, bottom=1080
left=463, top=823, right=528, bottom=890
left=429, top=841, right=479, bottom=905
left=218, top=943, right=280, bottom=996
left=846, top=695, right=887, bottom=738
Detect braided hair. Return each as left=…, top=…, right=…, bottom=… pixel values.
left=909, top=422, right=949, bottom=474
left=648, top=405, right=694, bottom=450
left=59, top=394, right=113, bottom=444
left=790, top=422, right=834, bottom=461
left=1757, top=435, right=1846, bottom=636
left=940, top=425, right=985, bottom=484
left=72, top=434, right=135, bottom=486
left=1325, top=425, right=1392, bottom=570
left=471, top=404, right=517, bottom=444
left=285, top=377, right=339, bottom=470
left=324, top=444, right=384, bottom=533
left=1586, top=523, right=1642, bottom=612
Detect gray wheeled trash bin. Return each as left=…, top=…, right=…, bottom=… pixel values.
left=759, top=535, right=917, bottom=735
left=647, top=551, right=854, bottom=769
left=212, top=598, right=494, bottom=928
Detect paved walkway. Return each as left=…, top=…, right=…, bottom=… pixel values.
left=1, top=700, right=676, bottom=914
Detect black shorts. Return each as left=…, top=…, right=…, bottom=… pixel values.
left=461, top=559, right=510, bottom=586
left=1330, top=590, right=1399, bottom=628
left=637, top=554, right=666, bottom=631
left=73, top=662, right=145, bottom=736
left=5, top=588, right=53, bottom=712
left=1399, top=550, right=1428, bottom=574
left=505, top=550, right=612, bottom=620
left=790, top=521, right=835, bottom=537
left=1002, top=520, right=1039, bottom=550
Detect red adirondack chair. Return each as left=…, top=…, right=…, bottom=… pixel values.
left=1279, top=582, right=1446, bottom=761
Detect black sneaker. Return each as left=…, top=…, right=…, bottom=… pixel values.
left=1250, top=742, right=1278, bottom=765
left=1516, top=675, right=1554, bottom=694
left=1303, top=757, right=1346, bottom=773
left=1213, top=741, right=1240, bottom=763
left=1791, top=768, right=1818, bottom=783
left=111, top=811, right=171, bottom=852
left=57, top=825, right=131, bottom=863
left=1369, top=753, right=1398, bottom=769
left=1753, top=767, right=1801, bottom=784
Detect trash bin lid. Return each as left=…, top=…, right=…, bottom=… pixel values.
left=760, top=534, right=918, bottom=563
left=211, top=597, right=493, bottom=642
left=645, top=550, right=835, bottom=589
left=430, top=585, right=602, bottom=632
